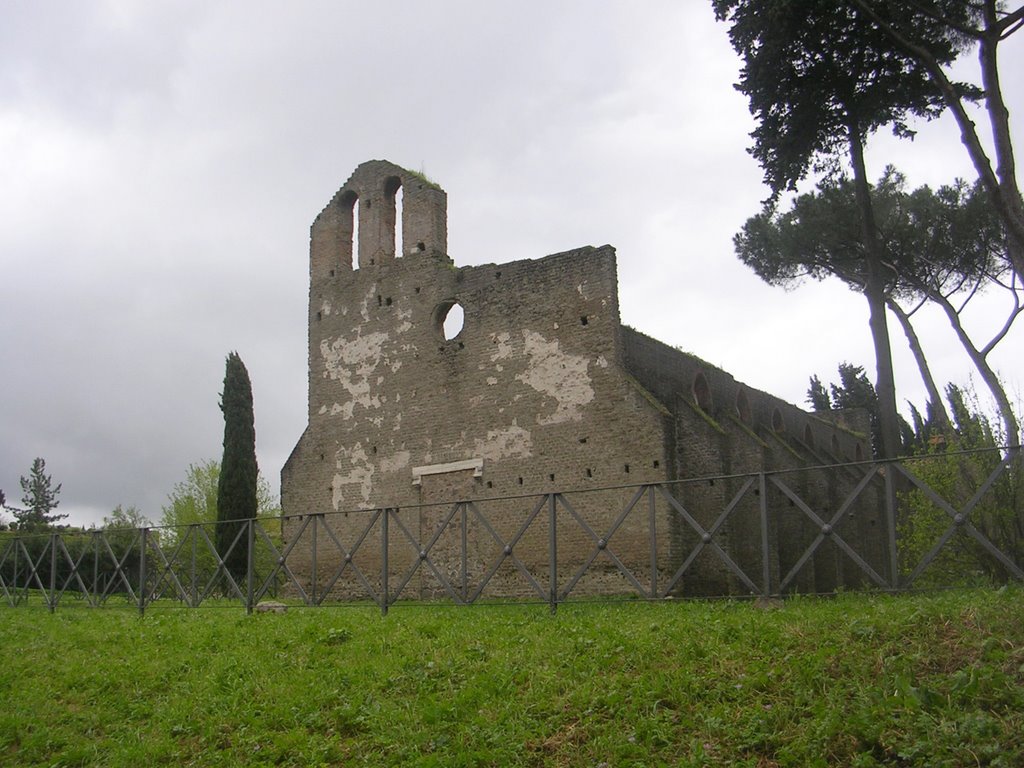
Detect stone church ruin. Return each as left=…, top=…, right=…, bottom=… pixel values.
left=280, top=160, right=887, bottom=601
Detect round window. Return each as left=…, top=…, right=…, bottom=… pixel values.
left=434, top=300, right=464, bottom=340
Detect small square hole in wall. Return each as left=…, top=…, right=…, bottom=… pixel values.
left=385, top=297, right=392, bottom=306
left=415, top=286, right=421, bottom=294
left=624, top=464, right=630, bottom=473
left=518, top=477, right=524, bottom=485
left=316, top=311, right=322, bottom=322
left=653, top=460, right=660, bottom=468
left=417, top=242, right=425, bottom=252
left=579, top=437, right=588, bottom=444
left=495, top=271, right=502, bottom=279
left=371, top=446, right=377, bottom=455
left=377, top=295, right=382, bottom=306
left=329, top=269, right=335, bottom=277
left=486, top=481, right=493, bottom=489
left=549, top=474, right=555, bottom=481
left=586, top=468, right=592, bottom=478
left=580, top=316, right=588, bottom=326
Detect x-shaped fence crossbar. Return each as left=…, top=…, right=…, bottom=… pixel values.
left=2, top=449, right=1021, bottom=613
left=893, top=451, right=1024, bottom=586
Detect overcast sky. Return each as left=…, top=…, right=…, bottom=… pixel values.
left=2, top=2, right=1022, bottom=529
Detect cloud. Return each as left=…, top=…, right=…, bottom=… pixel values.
left=1, top=2, right=1020, bottom=527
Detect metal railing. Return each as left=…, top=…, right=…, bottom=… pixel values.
left=2, top=447, right=1021, bottom=614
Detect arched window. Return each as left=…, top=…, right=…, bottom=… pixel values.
left=384, top=176, right=402, bottom=259
left=342, top=190, right=359, bottom=270
left=772, top=407, right=785, bottom=434
left=735, top=387, right=752, bottom=425
left=803, top=424, right=815, bottom=448
left=693, top=371, right=713, bottom=413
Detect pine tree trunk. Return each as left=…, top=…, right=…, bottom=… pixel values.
left=886, top=298, right=951, bottom=431
left=848, top=118, right=903, bottom=459
left=933, top=292, right=1021, bottom=447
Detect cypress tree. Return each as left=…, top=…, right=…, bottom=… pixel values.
left=216, top=352, right=258, bottom=583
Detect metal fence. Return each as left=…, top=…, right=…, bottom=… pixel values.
left=2, top=447, right=1021, bottom=614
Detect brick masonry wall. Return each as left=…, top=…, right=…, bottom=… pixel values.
left=283, top=162, right=674, bottom=598
left=280, top=160, right=886, bottom=600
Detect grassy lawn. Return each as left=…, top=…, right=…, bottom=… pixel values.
left=1, top=589, right=1022, bottom=767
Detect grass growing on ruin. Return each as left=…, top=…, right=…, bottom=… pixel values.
left=1, top=590, right=1023, bottom=767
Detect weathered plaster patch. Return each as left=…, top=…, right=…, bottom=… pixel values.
left=486, top=377, right=498, bottom=385
left=396, top=308, right=413, bottom=333
left=596, top=356, right=608, bottom=368
left=320, top=330, right=388, bottom=418
left=515, top=330, right=594, bottom=424
left=359, top=284, right=377, bottom=322
left=320, top=300, right=333, bottom=317
left=490, top=332, right=514, bottom=362
left=380, top=450, right=411, bottom=474
left=332, top=443, right=374, bottom=507
left=473, top=425, right=533, bottom=461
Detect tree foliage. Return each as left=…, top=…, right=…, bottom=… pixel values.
left=712, top=0, right=969, bottom=198
left=847, top=0, right=1024, bottom=282
left=216, top=352, right=258, bottom=581
left=16, top=458, right=67, bottom=533
left=738, top=168, right=1021, bottom=444
left=160, top=459, right=278, bottom=533
left=899, top=383, right=1023, bottom=585
left=806, top=362, right=911, bottom=456
left=159, top=459, right=281, bottom=591
left=713, top=0, right=973, bottom=459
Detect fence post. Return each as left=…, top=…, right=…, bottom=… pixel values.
left=884, top=463, right=900, bottom=590
left=381, top=508, right=390, bottom=617
left=648, top=486, right=658, bottom=599
left=246, top=518, right=255, bottom=615
left=548, top=493, right=558, bottom=615
left=460, top=502, right=469, bottom=604
left=759, top=472, right=771, bottom=597
left=190, top=525, right=198, bottom=608
left=49, top=533, right=57, bottom=613
left=310, top=515, right=319, bottom=606
left=92, top=532, right=100, bottom=605
left=139, top=527, right=148, bottom=617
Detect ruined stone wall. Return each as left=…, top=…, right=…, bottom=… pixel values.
left=281, top=160, right=886, bottom=600
left=620, top=327, right=884, bottom=594
left=282, top=162, right=674, bottom=598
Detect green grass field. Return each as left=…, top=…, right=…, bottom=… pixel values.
left=1, top=589, right=1022, bottom=767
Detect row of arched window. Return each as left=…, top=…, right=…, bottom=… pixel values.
left=689, top=371, right=865, bottom=461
